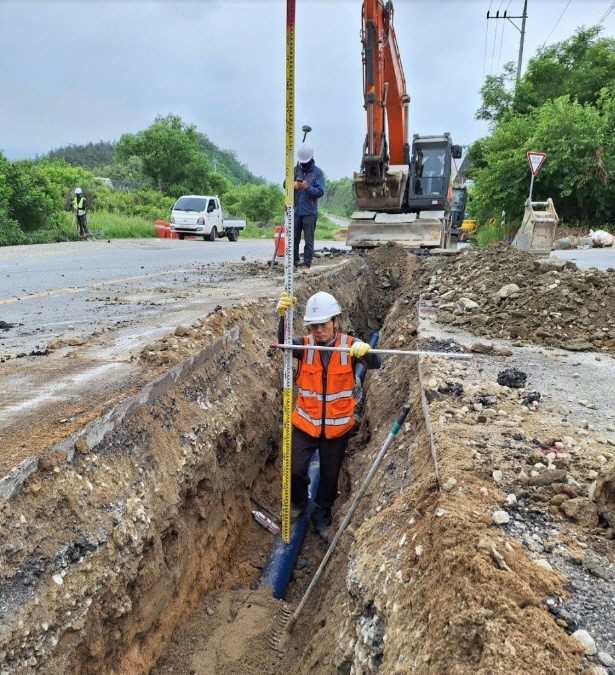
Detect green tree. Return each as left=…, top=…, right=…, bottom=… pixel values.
left=469, top=95, right=613, bottom=225
left=223, top=184, right=284, bottom=223
left=476, top=61, right=516, bottom=124
left=470, top=26, right=615, bottom=229
left=321, top=177, right=356, bottom=217
left=5, top=161, right=64, bottom=231
left=477, top=27, right=615, bottom=124
left=515, top=27, right=615, bottom=114
left=116, top=114, right=212, bottom=194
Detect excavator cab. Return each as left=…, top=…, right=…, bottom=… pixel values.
left=450, top=186, right=467, bottom=244
left=348, top=133, right=463, bottom=250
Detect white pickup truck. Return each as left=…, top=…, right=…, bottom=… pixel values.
left=169, top=195, right=246, bottom=241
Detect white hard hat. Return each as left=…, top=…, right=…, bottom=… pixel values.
left=297, top=143, right=314, bottom=163
left=303, top=292, right=341, bottom=325
left=75, top=187, right=82, bottom=194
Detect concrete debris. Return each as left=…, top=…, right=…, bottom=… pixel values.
left=571, top=628, right=597, bottom=655
left=492, top=510, right=510, bottom=525
left=598, top=651, right=615, bottom=667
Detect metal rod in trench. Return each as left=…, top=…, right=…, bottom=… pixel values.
left=279, top=405, right=412, bottom=641
left=270, top=343, right=472, bottom=360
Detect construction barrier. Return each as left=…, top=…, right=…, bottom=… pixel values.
left=274, top=226, right=285, bottom=257
left=154, top=220, right=180, bottom=239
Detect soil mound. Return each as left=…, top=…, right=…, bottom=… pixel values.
left=423, top=245, right=615, bottom=352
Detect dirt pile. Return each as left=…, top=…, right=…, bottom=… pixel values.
left=423, top=245, right=615, bottom=352
left=293, top=252, right=593, bottom=675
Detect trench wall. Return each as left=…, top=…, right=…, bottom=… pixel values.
left=0, top=254, right=403, bottom=675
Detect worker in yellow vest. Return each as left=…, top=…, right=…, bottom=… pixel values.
left=72, top=188, right=89, bottom=239
left=276, top=290, right=381, bottom=537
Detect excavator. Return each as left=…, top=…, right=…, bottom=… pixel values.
left=348, top=0, right=463, bottom=250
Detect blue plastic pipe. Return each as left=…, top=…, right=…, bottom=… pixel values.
left=260, top=454, right=320, bottom=599
left=260, top=331, right=379, bottom=600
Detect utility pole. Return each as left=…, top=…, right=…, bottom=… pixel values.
left=487, top=0, right=528, bottom=82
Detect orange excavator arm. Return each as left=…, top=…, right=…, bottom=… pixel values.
left=361, top=0, right=410, bottom=166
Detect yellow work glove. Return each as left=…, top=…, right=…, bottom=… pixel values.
left=276, top=290, right=297, bottom=316
left=349, top=340, right=370, bottom=358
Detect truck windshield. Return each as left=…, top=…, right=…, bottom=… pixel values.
left=173, top=197, right=207, bottom=212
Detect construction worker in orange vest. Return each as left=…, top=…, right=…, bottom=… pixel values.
left=276, top=290, right=381, bottom=537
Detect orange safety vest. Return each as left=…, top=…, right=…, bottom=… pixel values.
left=292, top=333, right=356, bottom=439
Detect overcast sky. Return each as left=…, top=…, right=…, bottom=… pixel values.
left=1, top=0, right=614, bottom=182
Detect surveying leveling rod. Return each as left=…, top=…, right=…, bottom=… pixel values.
left=280, top=0, right=296, bottom=544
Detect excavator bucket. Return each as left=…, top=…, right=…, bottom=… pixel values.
left=512, top=198, right=558, bottom=256
left=352, top=166, right=408, bottom=211
left=346, top=211, right=447, bottom=249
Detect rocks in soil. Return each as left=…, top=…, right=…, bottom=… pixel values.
left=497, top=368, right=527, bottom=388
left=423, top=244, right=615, bottom=353
left=593, top=464, right=615, bottom=529
left=522, top=391, right=541, bottom=406
left=492, top=509, right=510, bottom=525
left=560, top=497, right=599, bottom=528
left=571, top=628, right=597, bottom=655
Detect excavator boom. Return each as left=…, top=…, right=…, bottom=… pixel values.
left=349, top=0, right=461, bottom=251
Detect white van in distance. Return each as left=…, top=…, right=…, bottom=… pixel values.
left=169, top=195, right=246, bottom=241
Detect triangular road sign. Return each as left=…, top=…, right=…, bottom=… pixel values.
left=527, top=151, right=546, bottom=176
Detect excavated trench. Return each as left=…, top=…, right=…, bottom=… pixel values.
left=3, top=246, right=590, bottom=675
left=0, top=247, right=420, bottom=675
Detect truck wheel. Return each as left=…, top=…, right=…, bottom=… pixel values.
left=207, top=227, right=217, bottom=242
left=227, top=229, right=238, bottom=242
left=178, top=233, right=185, bottom=240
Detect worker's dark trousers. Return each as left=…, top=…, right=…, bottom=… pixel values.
left=77, top=214, right=89, bottom=238
left=293, top=214, right=316, bottom=267
left=290, top=427, right=349, bottom=513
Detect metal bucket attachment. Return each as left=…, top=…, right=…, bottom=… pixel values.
left=352, top=165, right=408, bottom=211
left=513, top=198, right=558, bottom=256
left=346, top=211, right=444, bottom=248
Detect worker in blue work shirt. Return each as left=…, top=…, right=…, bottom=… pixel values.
left=293, top=143, right=324, bottom=269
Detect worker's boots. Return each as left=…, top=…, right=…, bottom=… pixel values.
left=311, top=504, right=331, bottom=539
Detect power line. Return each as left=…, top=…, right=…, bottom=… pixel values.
left=491, top=0, right=504, bottom=73
left=483, top=1, right=493, bottom=79
left=487, top=0, right=528, bottom=82
left=598, top=1, right=615, bottom=23
left=542, top=0, right=573, bottom=47
left=496, top=0, right=512, bottom=72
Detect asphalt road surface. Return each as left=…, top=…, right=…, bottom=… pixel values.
left=551, top=247, right=615, bottom=271
left=0, top=237, right=346, bottom=466
left=0, top=238, right=340, bottom=354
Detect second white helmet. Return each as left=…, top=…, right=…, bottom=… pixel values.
left=303, top=292, right=341, bottom=325
left=75, top=187, right=83, bottom=194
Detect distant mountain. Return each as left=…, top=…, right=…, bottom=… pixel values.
left=45, top=134, right=265, bottom=186
left=47, top=141, right=114, bottom=169
left=198, top=134, right=265, bottom=185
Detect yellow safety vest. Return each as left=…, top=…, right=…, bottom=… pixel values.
left=72, top=196, right=86, bottom=216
